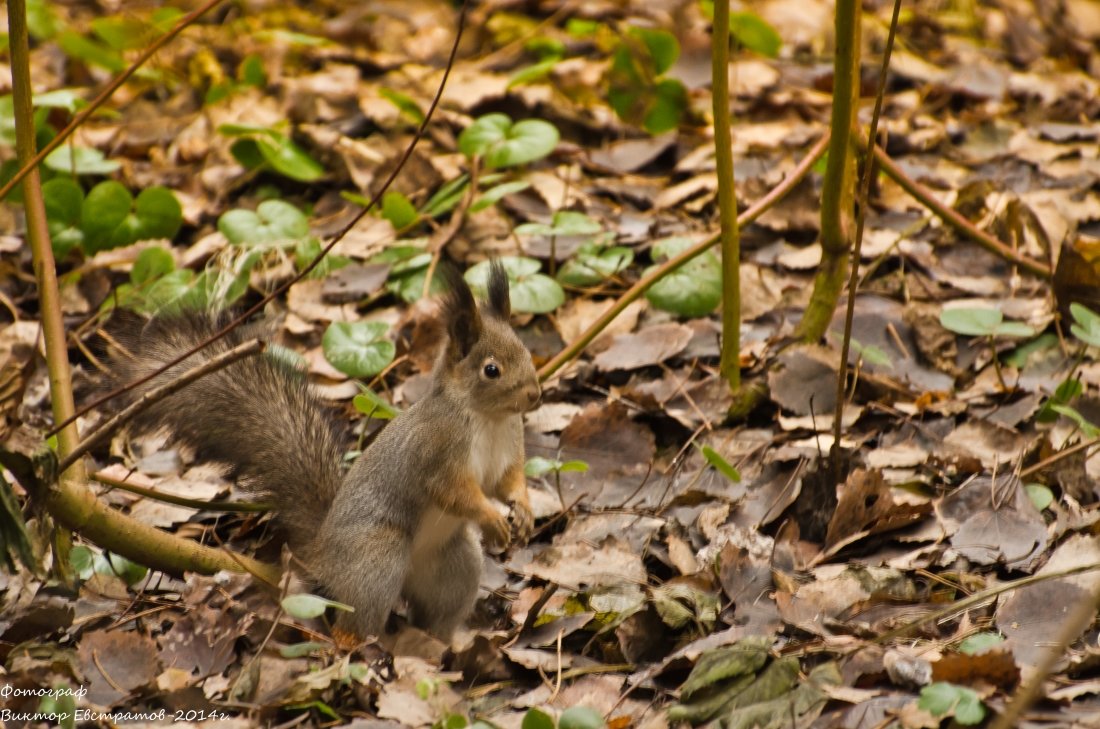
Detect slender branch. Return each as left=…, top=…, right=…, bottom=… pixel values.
left=869, top=145, right=1050, bottom=278
left=49, top=0, right=474, bottom=438
left=711, top=0, right=741, bottom=393
left=538, top=132, right=831, bottom=382
left=93, top=471, right=272, bottom=513
left=794, top=0, right=860, bottom=343
left=57, top=338, right=266, bottom=475
left=0, top=0, right=228, bottom=202
left=832, top=0, right=902, bottom=475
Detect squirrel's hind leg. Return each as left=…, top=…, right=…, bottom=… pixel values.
left=403, top=526, right=481, bottom=640
left=312, top=525, right=411, bottom=639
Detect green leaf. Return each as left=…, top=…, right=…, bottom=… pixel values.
left=458, top=113, right=560, bottom=169
left=516, top=210, right=602, bottom=238
left=322, top=321, right=396, bottom=378
left=729, top=11, right=782, bottom=58
left=279, top=641, right=328, bottom=658
left=918, top=682, right=986, bottom=725
left=1049, top=404, right=1100, bottom=439
left=644, top=237, right=721, bottom=317
left=238, top=53, right=267, bottom=87
left=94, top=551, right=148, bottom=586
left=509, top=57, right=560, bottom=88
left=131, top=187, right=183, bottom=241
left=44, top=146, right=120, bottom=175
left=294, top=238, right=350, bottom=278
left=557, top=245, right=633, bottom=287
left=33, top=89, right=86, bottom=113
left=381, top=190, right=418, bottom=229
left=379, top=88, right=426, bottom=125
left=81, top=181, right=132, bottom=253
left=1038, top=377, right=1083, bottom=423
left=353, top=389, right=400, bottom=420
left=1070, top=303, right=1100, bottom=348
left=56, top=30, right=126, bottom=72
left=471, top=180, right=531, bottom=212
left=219, top=200, right=310, bottom=246
left=1024, top=483, right=1054, bottom=512
left=525, top=456, right=558, bottom=478
left=521, top=707, right=556, bottom=729
left=700, top=445, right=741, bottom=482
left=939, top=307, right=1035, bottom=338
left=957, top=631, right=1005, bottom=655
left=645, top=78, right=687, bottom=134
left=631, top=27, right=679, bottom=75
left=92, top=16, right=155, bottom=51
left=70, top=545, right=95, bottom=579
left=559, top=706, right=605, bottom=729
left=42, top=178, right=85, bottom=256
left=559, top=460, right=589, bottom=473
left=281, top=593, right=354, bottom=619
left=465, top=256, right=564, bottom=314
left=422, top=175, right=471, bottom=218
left=130, top=246, right=175, bottom=285
left=253, top=134, right=325, bottom=182
left=680, top=636, right=771, bottom=700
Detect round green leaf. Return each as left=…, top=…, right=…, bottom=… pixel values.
left=465, top=256, right=563, bottom=313
left=353, top=389, right=399, bottom=420
left=255, top=134, right=325, bottom=182
left=132, top=186, right=182, bottom=241
left=81, top=180, right=132, bottom=253
left=42, top=177, right=85, bottom=256
left=70, top=545, right=94, bottom=579
left=939, top=307, right=1003, bottom=336
left=957, top=631, right=1005, bottom=655
left=631, top=27, right=679, bottom=75
left=458, top=113, right=559, bottom=169
left=524, top=456, right=558, bottom=478
left=218, top=199, right=310, bottom=246
left=323, top=321, right=396, bottom=378
left=1070, top=303, right=1100, bottom=348
left=94, top=551, right=148, bottom=586
left=557, top=245, right=633, bottom=287
left=381, top=190, right=418, bottom=229
left=729, top=11, right=782, bottom=58
left=516, top=210, right=602, bottom=238
left=281, top=593, right=354, bottom=619
left=130, top=246, right=175, bottom=285
left=559, top=706, right=606, bottom=729
left=645, top=78, right=687, bottom=134
left=521, top=708, right=555, bottom=729
left=644, top=238, right=721, bottom=317
left=44, top=145, right=120, bottom=175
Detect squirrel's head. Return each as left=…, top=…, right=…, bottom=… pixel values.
left=438, top=261, right=541, bottom=415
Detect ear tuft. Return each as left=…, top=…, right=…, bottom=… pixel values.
left=440, top=264, right=481, bottom=358
left=487, top=259, right=511, bottom=319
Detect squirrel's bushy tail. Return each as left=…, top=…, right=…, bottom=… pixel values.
left=106, top=311, right=344, bottom=551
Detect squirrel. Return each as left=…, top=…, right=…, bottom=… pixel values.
left=107, top=261, right=541, bottom=640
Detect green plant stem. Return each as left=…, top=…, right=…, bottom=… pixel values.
left=795, top=0, right=860, bottom=343
left=92, top=471, right=272, bottom=513
left=538, top=132, right=830, bottom=382
left=8, top=0, right=276, bottom=585
left=832, top=0, right=901, bottom=477
left=868, top=144, right=1050, bottom=278
left=0, top=0, right=227, bottom=203
left=711, top=0, right=741, bottom=393
left=9, top=0, right=83, bottom=478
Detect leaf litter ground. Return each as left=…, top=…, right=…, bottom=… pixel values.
left=2, top=0, right=1100, bottom=726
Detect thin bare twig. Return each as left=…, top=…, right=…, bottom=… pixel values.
left=92, top=470, right=273, bottom=513
left=832, top=0, right=902, bottom=477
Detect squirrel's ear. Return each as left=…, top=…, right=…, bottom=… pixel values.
left=486, top=259, right=511, bottom=319
left=440, top=264, right=481, bottom=358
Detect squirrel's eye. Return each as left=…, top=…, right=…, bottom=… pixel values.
left=484, top=362, right=501, bottom=379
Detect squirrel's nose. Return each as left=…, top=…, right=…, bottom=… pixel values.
left=525, top=383, right=541, bottom=408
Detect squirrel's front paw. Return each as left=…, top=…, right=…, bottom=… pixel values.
left=509, top=500, right=534, bottom=543
left=480, top=509, right=511, bottom=549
